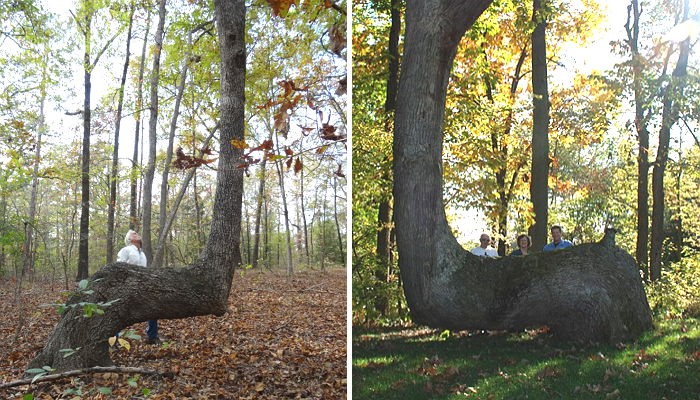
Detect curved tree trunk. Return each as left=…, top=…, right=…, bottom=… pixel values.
left=28, top=0, right=245, bottom=373
left=392, top=0, right=651, bottom=343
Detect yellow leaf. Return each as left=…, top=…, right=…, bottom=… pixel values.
left=118, top=338, right=130, bottom=350
left=255, top=382, right=265, bottom=392
left=108, top=336, right=117, bottom=347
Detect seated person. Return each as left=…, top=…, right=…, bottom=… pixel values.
left=543, top=225, right=573, bottom=252
left=471, top=233, right=498, bottom=257
left=510, top=234, right=531, bottom=256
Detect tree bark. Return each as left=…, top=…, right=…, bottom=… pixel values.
left=625, top=0, right=650, bottom=280
left=154, top=33, right=191, bottom=269
left=529, top=0, right=550, bottom=252
left=107, top=5, right=134, bottom=264
left=650, top=35, right=689, bottom=281
left=392, top=0, right=651, bottom=342
left=130, top=10, right=151, bottom=230
left=142, top=0, right=167, bottom=265
left=333, top=175, right=345, bottom=264
left=28, top=0, right=245, bottom=373
left=252, top=140, right=268, bottom=269
left=76, top=2, right=93, bottom=281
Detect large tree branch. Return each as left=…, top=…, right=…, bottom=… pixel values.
left=1, top=366, right=168, bottom=390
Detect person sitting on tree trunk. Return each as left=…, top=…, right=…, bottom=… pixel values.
left=542, top=225, right=574, bottom=252
left=117, top=229, right=161, bottom=345
left=470, top=233, right=499, bottom=257
left=510, top=234, right=531, bottom=256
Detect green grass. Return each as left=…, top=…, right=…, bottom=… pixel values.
left=352, top=318, right=700, bottom=399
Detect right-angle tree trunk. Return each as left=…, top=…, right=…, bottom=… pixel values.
left=27, top=0, right=245, bottom=373
left=392, top=0, right=651, bottom=343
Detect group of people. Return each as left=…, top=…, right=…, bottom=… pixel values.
left=470, top=225, right=573, bottom=257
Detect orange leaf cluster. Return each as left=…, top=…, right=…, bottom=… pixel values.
left=172, top=147, right=217, bottom=170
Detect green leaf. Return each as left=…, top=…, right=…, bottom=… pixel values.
left=22, top=394, right=34, bottom=400
left=98, top=387, right=112, bottom=394
left=127, top=378, right=138, bottom=387
left=142, top=388, right=151, bottom=396
left=25, top=368, right=48, bottom=375
left=78, top=279, right=89, bottom=290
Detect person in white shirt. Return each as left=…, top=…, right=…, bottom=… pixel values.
left=470, top=233, right=499, bottom=257
left=117, top=230, right=160, bottom=344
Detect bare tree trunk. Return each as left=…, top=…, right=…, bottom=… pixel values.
left=274, top=133, right=294, bottom=276
left=299, top=161, right=311, bottom=265
left=252, top=144, right=268, bottom=269
left=107, top=5, right=134, bottom=264
left=141, top=0, right=167, bottom=265
left=392, top=0, right=651, bottom=343
left=23, top=47, right=50, bottom=279
left=529, top=0, right=550, bottom=252
left=130, top=10, right=151, bottom=230
left=650, top=28, right=690, bottom=281
left=76, top=4, right=94, bottom=281
left=154, top=34, right=191, bottom=269
left=625, top=0, right=650, bottom=280
left=333, top=176, right=344, bottom=265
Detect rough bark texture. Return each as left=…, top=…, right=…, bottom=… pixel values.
left=28, top=0, right=245, bottom=373
left=529, top=0, right=550, bottom=252
left=393, top=0, right=652, bottom=343
left=77, top=5, right=93, bottom=281
left=28, top=262, right=224, bottom=371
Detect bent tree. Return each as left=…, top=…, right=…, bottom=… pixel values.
left=28, top=0, right=245, bottom=372
left=392, top=0, right=652, bottom=342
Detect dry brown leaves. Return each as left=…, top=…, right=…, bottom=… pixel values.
left=0, top=269, right=346, bottom=399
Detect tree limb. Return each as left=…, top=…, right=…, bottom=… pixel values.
left=0, top=366, right=169, bottom=390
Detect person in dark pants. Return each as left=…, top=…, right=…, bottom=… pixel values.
left=117, top=230, right=160, bottom=344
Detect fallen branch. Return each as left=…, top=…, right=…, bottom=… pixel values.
left=0, top=366, right=170, bottom=390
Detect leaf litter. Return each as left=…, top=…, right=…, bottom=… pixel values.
left=0, top=269, right=346, bottom=399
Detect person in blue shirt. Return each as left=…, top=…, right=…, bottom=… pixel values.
left=543, top=225, right=573, bottom=252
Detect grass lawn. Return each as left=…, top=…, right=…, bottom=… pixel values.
left=352, top=317, right=699, bottom=399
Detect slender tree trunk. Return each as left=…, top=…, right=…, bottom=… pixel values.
left=130, top=11, right=151, bottom=230
left=274, top=133, right=294, bottom=276
left=107, top=5, right=134, bottom=263
left=529, top=0, right=550, bottom=252
left=377, top=0, right=401, bottom=285
left=252, top=145, right=268, bottom=269
left=76, top=5, right=94, bottom=281
left=299, top=162, right=311, bottom=265
left=333, top=176, right=344, bottom=264
left=264, top=195, right=270, bottom=269
left=650, top=33, right=689, bottom=281
left=142, top=0, right=167, bottom=265
left=23, top=49, right=49, bottom=278
left=625, top=0, right=650, bottom=279
left=154, top=39, right=191, bottom=269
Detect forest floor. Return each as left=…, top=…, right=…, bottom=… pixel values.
left=353, top=317, right=699, bottom=399
left=0, top=267, right=346, bottom=399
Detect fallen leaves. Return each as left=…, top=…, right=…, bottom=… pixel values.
left=0, top=269, right=346, bottom=399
